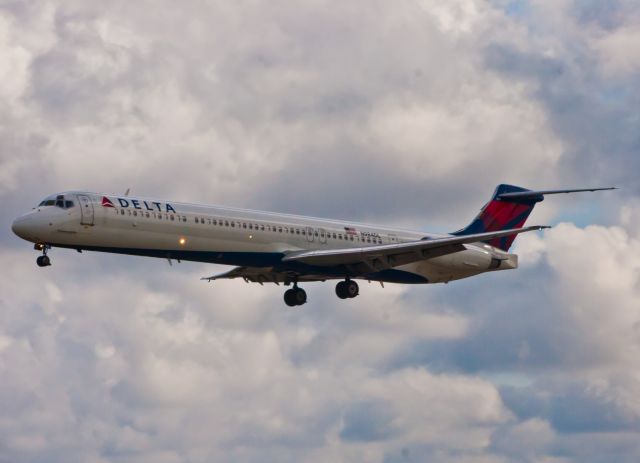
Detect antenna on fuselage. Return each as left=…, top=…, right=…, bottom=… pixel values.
left=124, top=188, right=131, bottom=196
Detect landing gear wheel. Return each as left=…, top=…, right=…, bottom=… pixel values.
left=336, top=281, right=349, bottom=299
left=336, top=280, right=359, bottom=299
left=284, top=287, right=307, bottom=306
left=345, top=280, right=359, bottom=298
left=293, top=288, right=307, bottom=305
left=36, top=255, right=51, bottom=267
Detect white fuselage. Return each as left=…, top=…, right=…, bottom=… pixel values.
left=11, top=191, right=517, bottom=284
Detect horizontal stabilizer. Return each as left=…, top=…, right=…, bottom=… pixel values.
left=498, top=187, right=617, bottom=200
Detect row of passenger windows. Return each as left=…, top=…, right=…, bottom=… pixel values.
left=118, top=209, right=187, bottom=222
left=193, top=216, right=383, bottom=244
left=113, top=208, right=383, bottom=244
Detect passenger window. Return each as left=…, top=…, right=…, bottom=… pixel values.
left=133, top=211, right=137, bottom=217
left=278, top=227, right=282, bottom=233
left=231, top=222, right=235, bottom=227
left=170, top=215, right=175, bottom=221
left=145, top=212, right=150, bottom=218
left=332, top=233, right=336, bottom=239
left=225, top=221, right=229, bottom=226
left=248, top=224, right=253, bottom=230
left=260, top=225, right=265, bottom=231
left=120, top=210, right=125, bottom=215
left=314, top=231, right=318, bottom=237
left=243, top=223, right=247, bottom=229
left=195, top=217, right=199, bottom=224
left=296, top=229, right=300, bottom=234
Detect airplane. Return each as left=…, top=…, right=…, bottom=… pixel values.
left=11, top=184, right=615, bottom=306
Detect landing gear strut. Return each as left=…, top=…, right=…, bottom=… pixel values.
left=284, top=284, right=307, bottom=307
left=35, top=243, right=51, bottom=267
left=336, top=279, right=359, bottom=299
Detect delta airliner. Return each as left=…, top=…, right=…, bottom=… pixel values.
left=11, top=184, right=614, bottom=306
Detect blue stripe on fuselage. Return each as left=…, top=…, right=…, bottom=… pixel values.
left=51, top=244, right=428, bottom=284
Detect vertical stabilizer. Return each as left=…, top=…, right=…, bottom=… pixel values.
left=452, top=184, right=543, bottom=251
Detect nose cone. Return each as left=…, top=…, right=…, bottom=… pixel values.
left=12, top=216, right=32, bottom=240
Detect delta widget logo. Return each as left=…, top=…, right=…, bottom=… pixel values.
left=102, top=196, right=115, bottom=208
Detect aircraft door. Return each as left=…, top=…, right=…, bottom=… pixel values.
left=306, top=226, right=314, bottom=243
left=318, top=228, right=327, bottom=244
left=77, top=194, right=95, bottom=226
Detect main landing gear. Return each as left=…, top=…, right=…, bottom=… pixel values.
left=35, top=243, right=51, bottom=267
left=284, top=284, right=307, bottom=307
left=335, top=279, right=359, bottom=299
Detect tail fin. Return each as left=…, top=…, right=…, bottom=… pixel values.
left=452, top=184, right=616, bottom=251
left=452, top=184, right=543, bottom=251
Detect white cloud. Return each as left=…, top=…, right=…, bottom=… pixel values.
left=591, top=25, right=640, bottom=76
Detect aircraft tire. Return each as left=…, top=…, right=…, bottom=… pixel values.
left=335, top=281, right=348, bottom=299
left=294, top=288, right=307, bottom=305
left=284, top=289, right=297, bottom=307
left=36, top=255, right=51, bottom=267
left=345, top=280, right=359, bottom=298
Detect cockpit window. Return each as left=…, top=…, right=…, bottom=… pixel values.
left=38, top=195, right=74, bottom=209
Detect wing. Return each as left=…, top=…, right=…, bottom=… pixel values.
left=282, top=225, right=549, bottom=269
left=201, top=266, right=331, bottom=285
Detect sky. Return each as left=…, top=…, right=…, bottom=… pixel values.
left=1, top=0, right=639, bottom=462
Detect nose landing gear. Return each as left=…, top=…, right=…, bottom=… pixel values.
left=35, top=243, right=51, bottom=267
left=336, top=279, right=359, bottom=299
left=284, top=284, right=307, bottom=307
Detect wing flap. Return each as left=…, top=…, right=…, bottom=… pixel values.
left=201, top=266, right=330, bottom=284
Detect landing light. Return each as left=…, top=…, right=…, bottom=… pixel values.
left=249, top=235, right=253, bottom=239
left=179, top=238, right=186, bottom=245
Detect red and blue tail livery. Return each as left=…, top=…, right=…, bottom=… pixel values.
left=453, top=184, right=616, bottom=251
